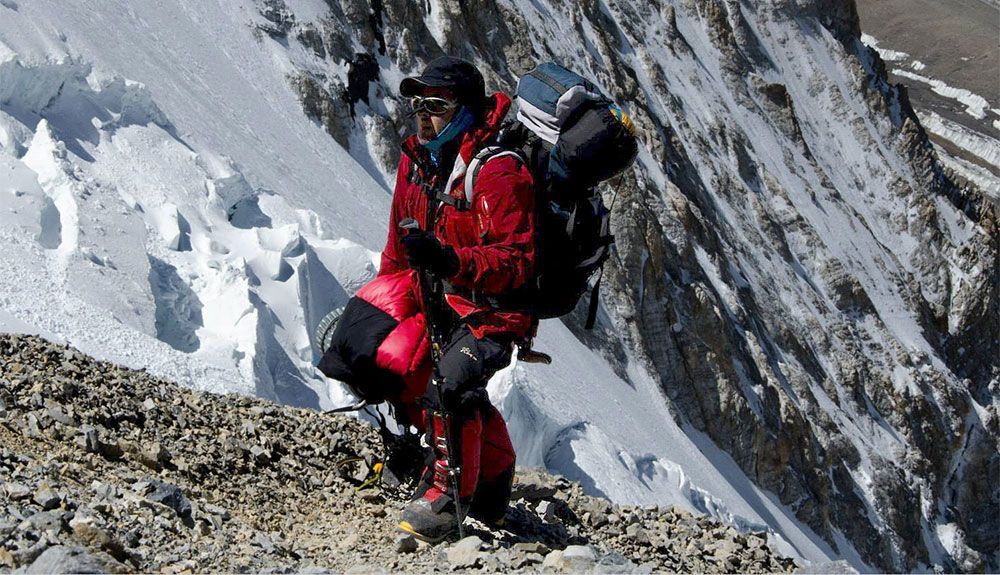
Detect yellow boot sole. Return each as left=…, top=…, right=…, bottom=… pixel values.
left=397, top=520, right=452, bottom=544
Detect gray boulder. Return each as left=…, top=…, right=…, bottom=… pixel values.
left=19, top=546, right=106, bottom=574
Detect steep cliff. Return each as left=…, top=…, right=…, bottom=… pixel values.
left=268, top=0, right=998, bottom=570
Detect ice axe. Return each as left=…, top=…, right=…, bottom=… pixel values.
left=398, top=217, right=466, bottom=539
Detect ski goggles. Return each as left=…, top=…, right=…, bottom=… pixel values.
left=409, top=95, right=458, bottom=116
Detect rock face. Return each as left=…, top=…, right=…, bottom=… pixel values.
left=0, top=334, right=796, bottom=573
left=264, top=0, right=997, bottom=571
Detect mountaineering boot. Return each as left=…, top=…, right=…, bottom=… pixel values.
left=467, top=465, right=514, bottom=526
left=398, top=486, right=462, bottom=543
left=398, top=410, right=482, bottom=542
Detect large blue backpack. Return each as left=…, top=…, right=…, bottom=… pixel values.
left=463, top=62, right=638, bottom=329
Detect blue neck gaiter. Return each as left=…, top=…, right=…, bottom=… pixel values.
left=422, top=106, right=475, bottom=167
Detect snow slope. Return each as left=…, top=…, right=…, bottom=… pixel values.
left=918, top=110, right=1000, bottom=198
left=489, top=321, right=843, bottom=563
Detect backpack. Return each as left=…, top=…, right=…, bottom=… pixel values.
left=463, top=62, right=638, bottom=329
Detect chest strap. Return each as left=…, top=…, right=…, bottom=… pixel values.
left=434, top=192, right=471, bottom=211
left=410, top=144, right=525, bottom=215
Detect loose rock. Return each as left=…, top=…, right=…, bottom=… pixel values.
left=33, top=486, right=61, bottom=510
left=23, top=546, right=107, bottom=574
left=394, top=534, right=418, bottom=554
left=0, top=334, right=798, bottom=574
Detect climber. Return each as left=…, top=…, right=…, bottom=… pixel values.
left=375, top=56, right=536, bottom=542
left=315, top=54, right=641, bottom=541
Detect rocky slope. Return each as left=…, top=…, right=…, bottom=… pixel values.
left=0, top=333, right=802, bottom=573
left=265, top=0, right=998, bottom=571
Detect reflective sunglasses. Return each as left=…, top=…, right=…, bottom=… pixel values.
left=409, top=95, right=458, bottom=116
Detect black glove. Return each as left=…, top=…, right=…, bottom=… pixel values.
left=402, top=231, right=459, bottom=278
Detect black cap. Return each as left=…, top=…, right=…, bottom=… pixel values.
left=400, top=56, right=486, bottom=112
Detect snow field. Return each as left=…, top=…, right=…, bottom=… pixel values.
left=860, top=33, right=908, bottom=62
left=916, top=107, right=1000, bottom=198
left=0, top=4, right=387, bottom=409
left=892, top=69, right=992, bottom=121
left=935, top=149, right=1000, bottom=199
left=918, top=110, right=1000, bottom=166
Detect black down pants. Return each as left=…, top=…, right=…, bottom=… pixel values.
left=416, top=324, right=517, bottom=523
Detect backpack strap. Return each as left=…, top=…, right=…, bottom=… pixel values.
left=463, top=145, right=526, bottom=205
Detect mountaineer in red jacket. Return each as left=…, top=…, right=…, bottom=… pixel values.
left=383, top=56, right=536, bottom=542
left=316, top=56, right=534, bottom=541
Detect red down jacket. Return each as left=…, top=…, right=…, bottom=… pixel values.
left=380, top=92, right=536, bottom=340
left=317, top=270, right=431, bottom=426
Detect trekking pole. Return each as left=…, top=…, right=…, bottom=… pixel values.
left=398, top=218, right=466, bottom=539
left=323, top=399, right=370, bottom=414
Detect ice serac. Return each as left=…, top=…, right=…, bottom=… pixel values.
left=267, top=0, right=996, bottom=570
left=0, top=1, right=390, bottom=403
